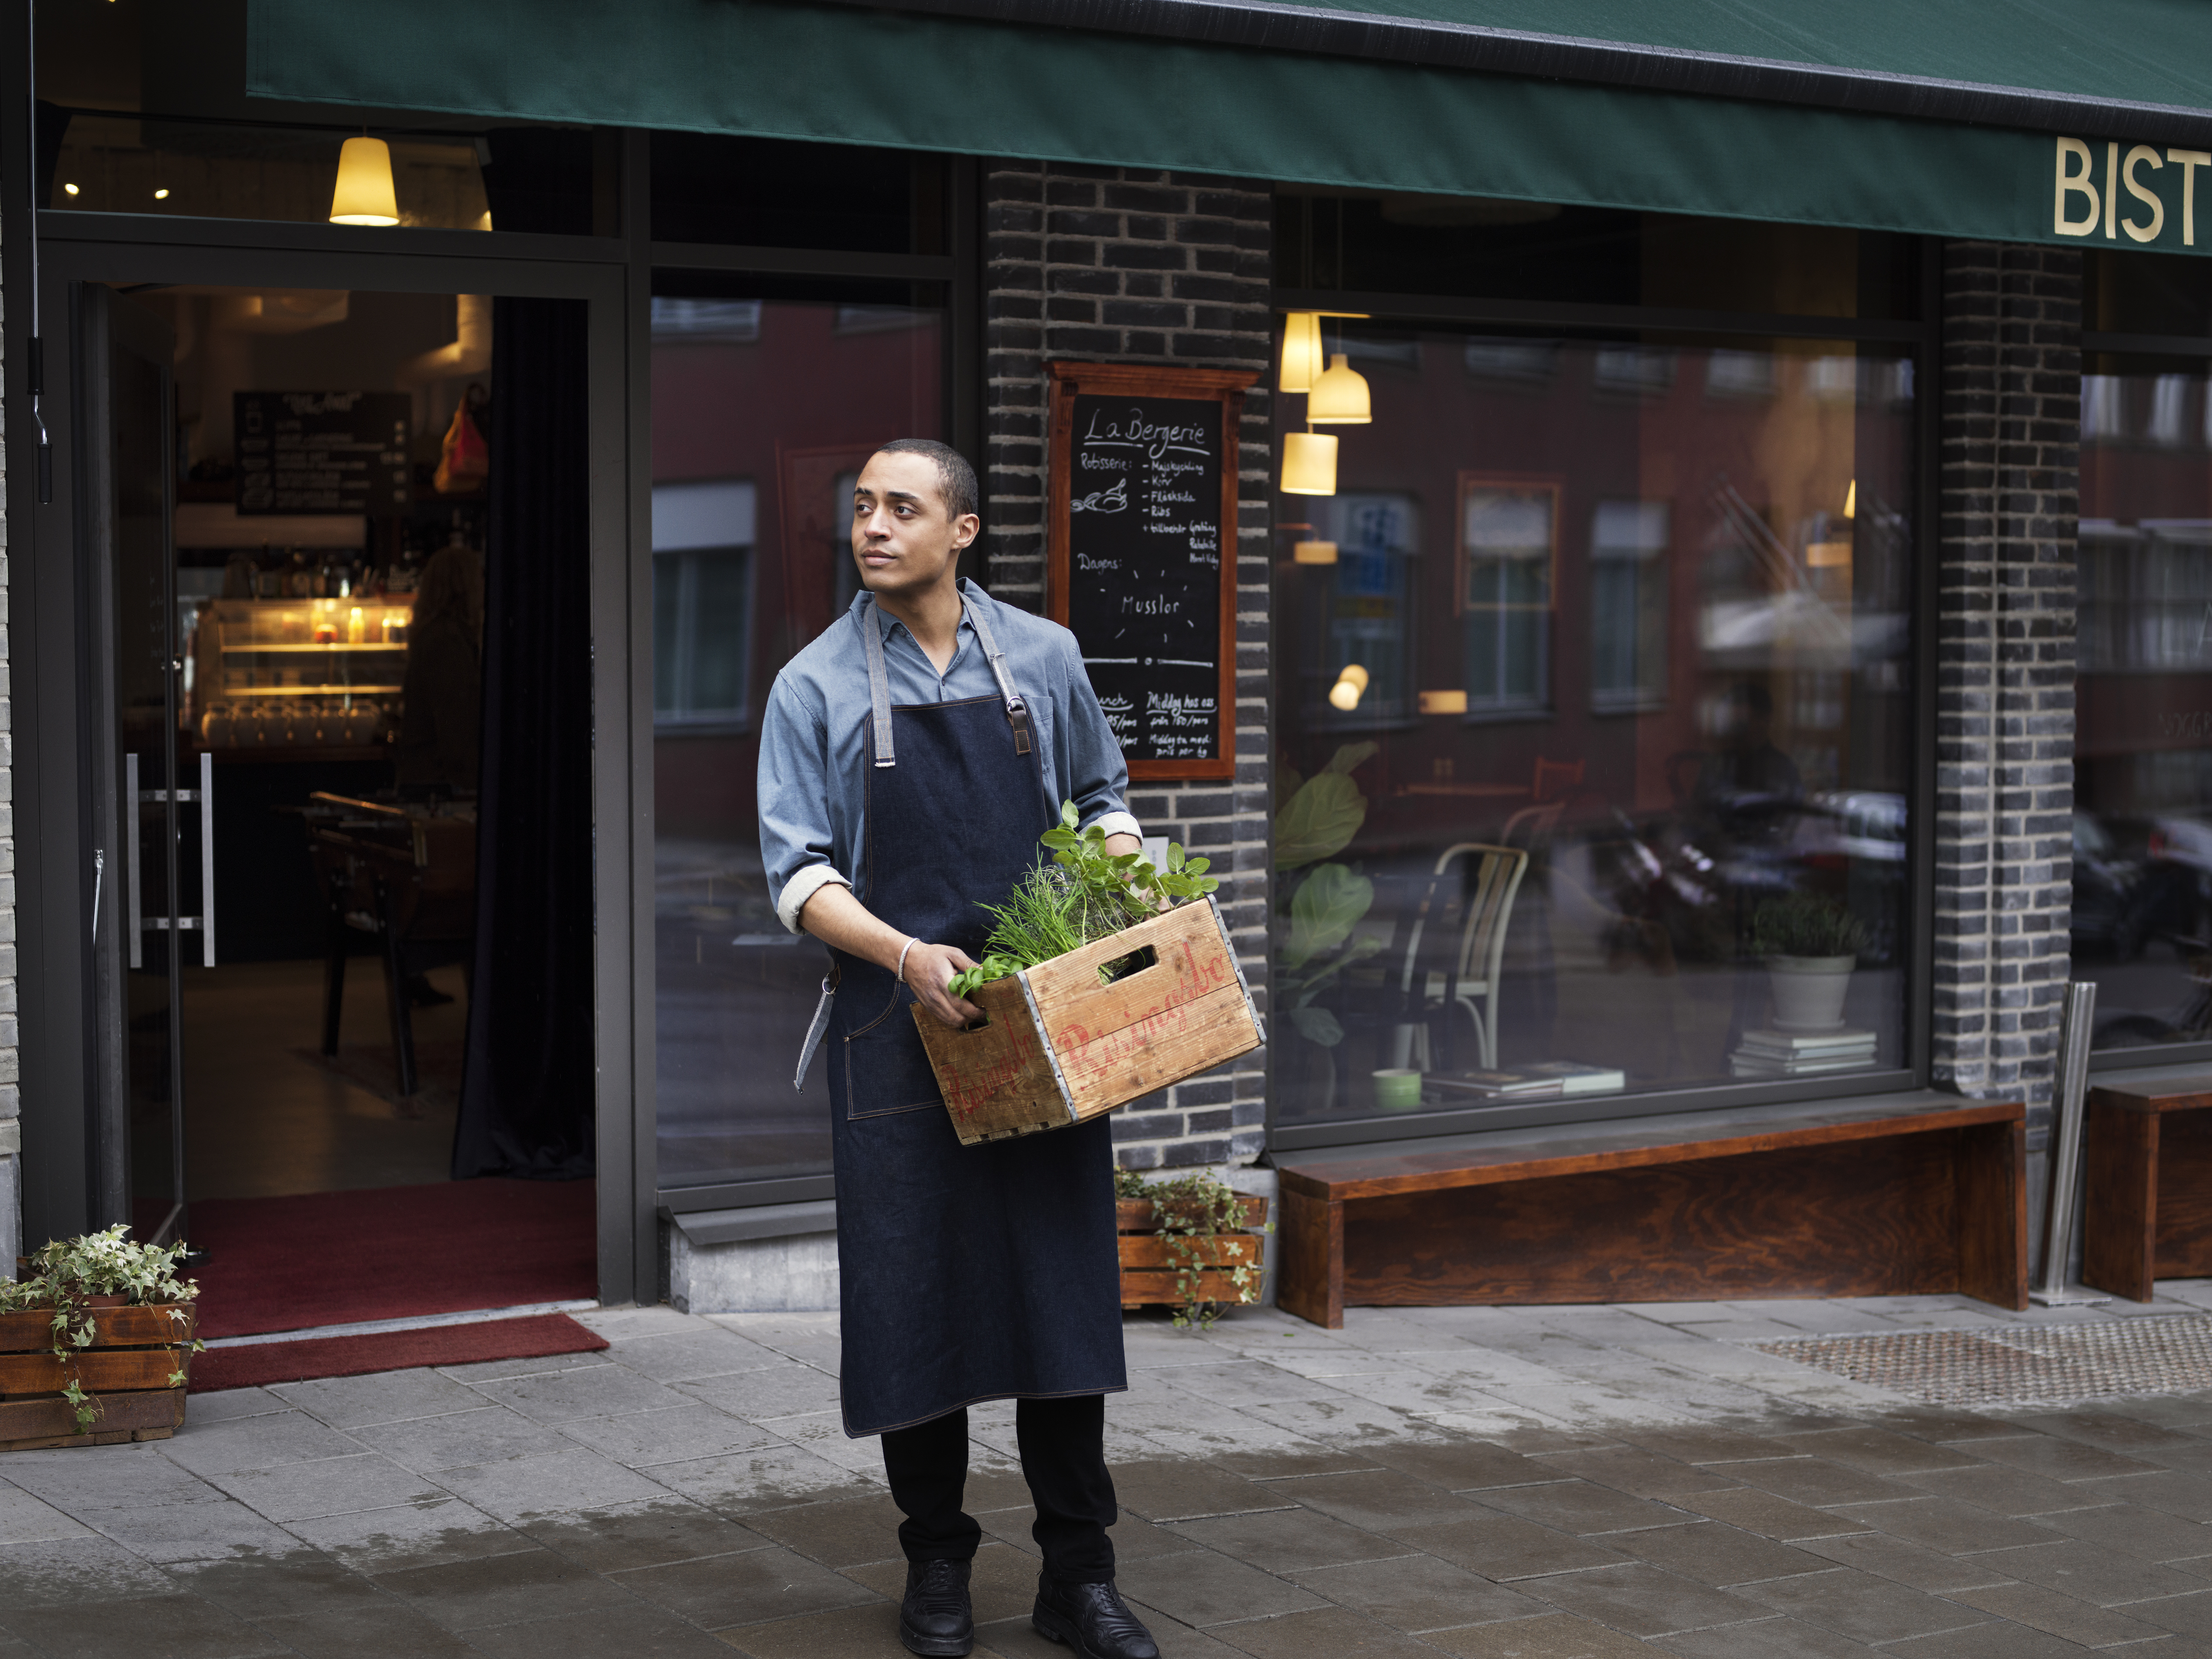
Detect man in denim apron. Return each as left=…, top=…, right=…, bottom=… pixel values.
left=759, top=441, right=1159, bottom=1659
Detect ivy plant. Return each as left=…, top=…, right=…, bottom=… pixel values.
left=2, top=1226, right=203, bottom=1432
left=1115, top=1167, right=1269, bottom=1330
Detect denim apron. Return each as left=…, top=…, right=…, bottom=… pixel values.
left=820, top=597, right=1127, bottom=1438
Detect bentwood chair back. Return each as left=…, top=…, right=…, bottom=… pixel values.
left=1393, top=842, right=1530, bottom=1072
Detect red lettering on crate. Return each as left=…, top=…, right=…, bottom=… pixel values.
left=1053, top=936, right=1234, bottom=1085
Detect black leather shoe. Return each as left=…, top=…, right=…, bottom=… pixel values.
left=899, top=1558, right=974, bottom=1657
left=1032, top=1574, right=1160, bottom=1659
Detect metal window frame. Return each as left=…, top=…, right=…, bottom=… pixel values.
left=1265, top=267, right=1944, bottom=1154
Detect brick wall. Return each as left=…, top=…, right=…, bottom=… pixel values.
left=981, top=161, right=1273, bottom=1169
left=1933, top=241, right=2081, bottom=1133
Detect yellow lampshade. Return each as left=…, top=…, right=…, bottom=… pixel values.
left=1418, top=689, right=1469, bottom=715
left=1280, top=431, right=1337, bottom=495
left=1843, top=478, right=1857, bottom=519
left=1280, top=312, right=1324, bottom=394
left=1337, top=664, right=1370, bottom=693
left=1293, top=540, right=1339, bottom=565
left=330, top=136, right=400, bottom=226
left=1328, top=679, right=1362, bottom=712
left=1308, top=354, right=1372, bottom=424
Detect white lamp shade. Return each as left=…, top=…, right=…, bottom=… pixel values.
left=1292, top=540, right=1339, bottom=565
left=1308, top=353, right=1372, bottom=424
left=1336, top=663, right=1370, bottom=693
left=1280, top=312, right=1324, bottom=394
left=330, top=137, right=400, bottom=226
left=1328, top=678, right=1362, bottom=711
left=1280, top=431, right=1338, bottom=495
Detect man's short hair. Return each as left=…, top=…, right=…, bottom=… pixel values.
left=873, top=438, right=978, bottom=522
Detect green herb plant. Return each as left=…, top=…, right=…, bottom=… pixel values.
left=0, top=1226, right=203, bottom=1433
left=1752, top=892, right=1870, bottom=960
left=1114, top=1167, right=1270, bottom=1330
left=948, top=800, right=1218, bottom=999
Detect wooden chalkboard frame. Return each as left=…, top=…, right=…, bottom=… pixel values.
left=1047, top=361, right=1256, bottom=781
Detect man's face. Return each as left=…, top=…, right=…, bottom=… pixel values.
left=851, top=451, right=977, bottom=600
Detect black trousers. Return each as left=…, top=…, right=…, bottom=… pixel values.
left=880, top=1394, right=1117, bottom=1583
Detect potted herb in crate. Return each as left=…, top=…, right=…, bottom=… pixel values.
left=1, top=1227, right=203, bottom=1452
left=1114, top=1169, right=1270, bottom=1329
left=915, top=801, right=1267, bottom=1143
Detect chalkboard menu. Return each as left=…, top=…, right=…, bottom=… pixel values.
left=235, top=391, right=411, bottom=516
left=1048, top=363, right=1255, bottom=779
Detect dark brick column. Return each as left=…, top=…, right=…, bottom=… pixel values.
left=1933, top=242, right=2081, bottom=1140
left=982, top=161, right=1273, bottom=1168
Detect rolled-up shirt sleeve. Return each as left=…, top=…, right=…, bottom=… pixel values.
left=1059, top=634, right=1141, bottom=841
left=759, top=671, right=852, bottom=934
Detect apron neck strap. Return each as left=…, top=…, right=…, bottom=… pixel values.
left=963, top=596, right=1029, bottom=724
left=857, top=589, right=1030, bottom=771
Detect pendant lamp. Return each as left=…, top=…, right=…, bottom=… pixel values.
left=1328, top=664, right=1369, bottom=712
left=330, top=136, right=400, bottom=226
left=1293, top=540, right=1339, bottom=565
left=1308, top=354, right=1372, bottom=424
left=1280, top=430, right=1337, bottom=495
left=1279, top=312, right=1324, bottom=394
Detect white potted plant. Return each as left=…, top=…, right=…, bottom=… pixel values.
left=1753, top=894, right=1871, bottom=1032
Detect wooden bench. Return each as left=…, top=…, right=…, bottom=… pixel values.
left=2083, top=1066, right=2212, bottom=1303
left=1275, top=1095, right=2027, bottom=1328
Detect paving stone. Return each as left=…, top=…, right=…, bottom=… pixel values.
left=1732, top=1566, right=1989, bottom=1643
left=1665, top=1488, right=1873, bottom=1543
left=1114, top=1547, right=1324, bottom=1625
left=164, top=1412, right=366, bottom=1476
left=1531, top=1447, right=1742, bottom=1500
left=2125, top=1589, right=2212, bottom=1639
left=1388, top=1515, right=1630, bottom=1580
left=348, top=1405, right=570, bottom=1473
left=1948, top=1579, right=2180, bottom=1646
left=1517, top=1561, right=1770, bottom=1638
left=435, top=1351, right=613, bottom=1384
left=1967, top=1537, right=2212, bottom=1606
left=598, top=1328, right=790, bottom=1383
left=1795, top=1529, right=2017, bottom=1593
left=270, top=1369, right=491, bottom=1430
left=459, top=1599, right=743, bottom=1657
left=1111, top=1459, right=1294, bottom=1522
left=555, top=1403, right=782, bottom=1468
left=205, top=1454, right=447, bottom=1522
left=250, top=1598, right=484, bottom=1658
left=1700, top=1457, right=1906, bottom=1509
left=2074, top=1470, right=2212, bottom=1522
left=1416, top=1611, right=1654, bottom=1655
left=1612, top=1521, right=1827, bottom=1588
left=721, top=1603, right=996, bottom=1659
left=645, top=1443, right=880, bottom=1513
left=2031, top=1500, right=2212, bottom=1563
left=1948, top=1434, right=2161, bottom=1482
left=1208, top=1444, right=1381, bottom=1482
left=1768, top=1428, right=1988, bottom=1477
left=0, top=1445, right=225, bottom=1511
left=0, top=1591, right=291, bottom=1658
left=182, top=1387, right=292, bottom=1425
left=163, top=1552, right=390, bottom=1618
left=0, top=1483, right=95, bottom=1544
left=1824, top=1495, right=2056, bottom=1554
left=0, top=1534, right=185, bottom=1605
left=428, top=1446, right=675, bottom=1522
left=1868, top=1408, right=2036, bottom=1445
left=2008, top=1410, right=2212, bottom=1459
left=1653, top=1616, right=1879, bottom=1657
left=278, top=1494, right=533, bottom=1574
left=81, top=1497, right=305, bottom=1565
left=519, top=1497, right=769, bottom=1572
left=1630, top=1427, right=1802, bottom=1467
left=469, top=1364, right=692, bottom=1425
left=372, top=1544, right=636, bottom=1630
left=1364, top=1438, right=1560, bottom=1493
left=607, top=1541, right=879, bottom=1626
left=1474, top=1479, right=1698, bottom=1537
left=1874, top=1624, right=2088, bottom=1657
left=1274, top=1468, right=1485, bottom=1533
left=670, top=1362, right=845, bottom=1422
left=1208, top=1603, right=1448, bottom=1656
left=1288, top=1550, right=1547, bottom=1631
left=1890, top=1462, right=2099, bottom=1516
left=1167, top=1505, right=1405, bottom=1573
left=741, top=1492, right=908, bottom=1566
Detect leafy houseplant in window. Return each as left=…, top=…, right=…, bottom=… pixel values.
left=1273, top=742, right=1382, bottom=1114
left=1753, top=894, right=1871, bottom=1033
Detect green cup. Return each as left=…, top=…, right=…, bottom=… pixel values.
left=1372, top=1069, right=1423, bottom=1111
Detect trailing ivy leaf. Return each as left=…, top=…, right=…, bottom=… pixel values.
left=1287, top=1004, right=1345, bottom=1046
left=1282, top=863, right=1374, bottom=969
left=1274, top=772, right=1365, bottom=869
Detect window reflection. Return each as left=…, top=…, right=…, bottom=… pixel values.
left=1273, top=330, right=1915, bottom=1124
left=2078, top=355, right=2212, bottom=1049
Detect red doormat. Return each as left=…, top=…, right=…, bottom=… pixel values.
left=190, top=1312, right=608, bottom=1393
left=186, top=1178, right=597, bottom=1340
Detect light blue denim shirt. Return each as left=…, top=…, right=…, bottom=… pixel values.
left=760, top=580, right=1141, bottom=933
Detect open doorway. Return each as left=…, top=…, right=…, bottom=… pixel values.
left=80, top=277, right=598, bottom=1341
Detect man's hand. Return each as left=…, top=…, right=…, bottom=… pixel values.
left=902, top=939, right=983, bottom=1028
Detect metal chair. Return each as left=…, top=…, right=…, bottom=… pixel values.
left=1390, top=842, right=1530, bottom=1073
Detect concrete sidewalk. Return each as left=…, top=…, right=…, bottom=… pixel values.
left=11, top=1289, right=2212, bottom=1655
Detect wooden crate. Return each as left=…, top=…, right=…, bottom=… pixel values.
left=0, top=1302, right=193, bottom=1453
left=914, top=896, right=1264, bottom=1146
left=1118, top=1195, right=1269, bottom=1308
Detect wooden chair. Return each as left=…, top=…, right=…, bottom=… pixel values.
left=1392, top=842, right=1529, bottom=1073
left=1532, top=757, right=1584, bottom=805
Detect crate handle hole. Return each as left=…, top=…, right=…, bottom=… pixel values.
left=1102, top=945, right=1159, bottom=985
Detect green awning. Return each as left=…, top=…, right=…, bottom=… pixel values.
left=247, top=0, right=2212, bottom=254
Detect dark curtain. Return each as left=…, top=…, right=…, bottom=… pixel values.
left=452, top=297, right=596, bottom=1179
left=481, top=130, right=599, bottom=235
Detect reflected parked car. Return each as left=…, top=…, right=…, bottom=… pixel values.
left=2072, top=810, right=2209, bottom=960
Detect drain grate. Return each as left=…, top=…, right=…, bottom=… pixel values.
left=1752, top=1314, right=2212, bottom=1407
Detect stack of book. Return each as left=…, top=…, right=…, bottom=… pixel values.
left=1424, top=1061, right=1627, bottom=1102
left=1730, top=1028, right=1877, bottom=1078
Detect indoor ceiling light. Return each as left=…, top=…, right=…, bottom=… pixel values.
left=63, top=182, right=78, bottom=196
left=1308, top=354, right=1372, bottom=424
left=1293, top=540, right=1339, bottom=565
left=1843, top=479, right=1857, bottom=519
left=1329, top=664, right=1369, bottom=711
left=1280, top=431, right=1337, bottom=496
left=1418, top=690, right=1469, bottom=715
left=330, top=135, right=400, bottom=226
left=153, top=187, right=168, bottom=200
left=1279, top=312, right=1324, bottom=394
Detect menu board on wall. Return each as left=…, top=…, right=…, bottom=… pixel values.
left=235, top=391, right=411, bottom=516
left=1048, top=362, right=1255, bottom=779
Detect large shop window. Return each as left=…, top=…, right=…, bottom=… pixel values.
left=651, top=275, right=947, bottom=1192
left=1272, top=323, right=1917, bottom=1127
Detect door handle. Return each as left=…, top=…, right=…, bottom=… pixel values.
left=92, top=848, right=105, bottom=948
left=126, top=752, right=143, bottom=969
left=199, top=750, right=216, bottom=967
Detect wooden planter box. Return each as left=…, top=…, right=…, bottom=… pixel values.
left=0, top=1303, right=194, bottom=1452
left=1118, top=1195, right=1269, bottom=1308
left=915, top=896, right=1265, bottom=1146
